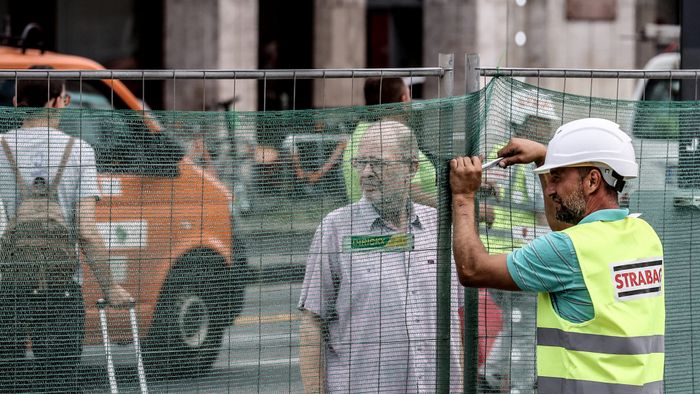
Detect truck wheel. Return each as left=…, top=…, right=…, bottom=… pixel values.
left=144, top=254, right=229, bottom=378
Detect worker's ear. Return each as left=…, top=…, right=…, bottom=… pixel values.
left=584, top=169, right=604, bottom=195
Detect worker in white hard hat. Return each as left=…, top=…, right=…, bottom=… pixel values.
left=450, top=118, right=665, bottom=393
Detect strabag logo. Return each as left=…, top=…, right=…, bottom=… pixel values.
left=610, top=258, right=663, bottom=301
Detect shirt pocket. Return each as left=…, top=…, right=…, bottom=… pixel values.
left=407, top=250, right=438, bottom=300
left=344, top=252, right=385, bottom=300
left=344, top=251, right=408, bottom=306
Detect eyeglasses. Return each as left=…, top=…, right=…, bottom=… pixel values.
left=351, top=158, right=410, bottom=171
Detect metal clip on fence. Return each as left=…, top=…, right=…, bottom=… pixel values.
left=97, top=298, right=149, bottom=394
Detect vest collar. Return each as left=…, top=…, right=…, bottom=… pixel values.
left=578, top=208, right=630, bottom=225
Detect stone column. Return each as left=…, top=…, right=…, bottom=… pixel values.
left=423, top=0, right=478, bottom=97
left=519, top=0, right=548, bottom=71
left=218, top=0, right=258, bottom=111
left=164, top=0, right=258, bottom=111
left=546, top=0, right=637, bottom=98
left=313, top=0, right=366, bottom=108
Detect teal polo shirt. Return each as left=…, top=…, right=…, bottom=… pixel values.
left=506, top=208, right=631, bottom=323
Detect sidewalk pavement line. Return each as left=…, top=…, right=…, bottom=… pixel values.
left=219, top=357, right=300, bottom=369
left=234, top=313, right=301, bottom=326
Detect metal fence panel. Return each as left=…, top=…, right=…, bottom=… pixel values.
left=0, top=60, right=693, bottom=394
left=0, top=66, right=472, bottom=393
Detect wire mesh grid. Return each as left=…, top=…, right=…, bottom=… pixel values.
left=0, top=63, right=692, bottom=393
left=0, top=67, right=469, bottom=393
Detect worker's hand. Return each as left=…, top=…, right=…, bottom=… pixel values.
left=450, top=156, right=482, bottom=197
left=107, top=284, right=133, bottom=307
left=497, top=138, right=547, bottom=168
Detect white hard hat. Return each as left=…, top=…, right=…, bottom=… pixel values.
left=510, top=91, right=560, bottom=126
left=533, top=118, right=638, bottom=191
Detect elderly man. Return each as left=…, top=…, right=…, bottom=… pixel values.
left=450, top=118, right=664, bottom=393
left=299, top=120, right=462, bottom=393
left=342, top=77, right=437, bottom=207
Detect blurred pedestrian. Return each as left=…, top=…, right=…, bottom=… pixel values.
left=283, top=118, right=348, bottom=201
left=0, top=65, right=132, bottom=393
left=479, top=93, right=562, bottom=392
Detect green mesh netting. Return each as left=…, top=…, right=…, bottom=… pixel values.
left=0, top=91, right=473, bottom=393
left=0, top=74, right=691, bottom=393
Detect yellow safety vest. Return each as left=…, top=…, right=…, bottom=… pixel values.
left=537, top=216, right=665, bottom=393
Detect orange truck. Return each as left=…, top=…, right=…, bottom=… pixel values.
left=0, top=42, right=245, bottom=375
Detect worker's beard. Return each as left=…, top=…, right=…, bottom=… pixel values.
left=554, top=185, right=586, bottom=224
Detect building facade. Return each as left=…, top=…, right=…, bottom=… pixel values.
left=0, top=0, right=678, bottom=109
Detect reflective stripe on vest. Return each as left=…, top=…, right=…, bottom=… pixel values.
left=536, top=217, right=664, bottom=392
left=537, top=328, right=664, bottom=355
left=538, top=377, right=663, bottom=394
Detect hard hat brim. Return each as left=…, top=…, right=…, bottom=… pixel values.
left=533, top=163, right=561, bottom=175
left=533, top=161, right=638, bottom=179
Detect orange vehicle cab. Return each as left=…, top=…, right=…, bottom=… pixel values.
left=0, top=40, right=244, bottom=374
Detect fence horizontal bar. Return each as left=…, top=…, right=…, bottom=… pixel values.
left=479, top=67, right=700, bottom=79
left=0, top=68, right=446, bottom=80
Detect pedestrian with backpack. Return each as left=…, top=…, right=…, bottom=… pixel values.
left=0, top=65, right=132, bottom=393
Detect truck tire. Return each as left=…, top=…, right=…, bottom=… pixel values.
left=144, top=252, right=231, bottom=378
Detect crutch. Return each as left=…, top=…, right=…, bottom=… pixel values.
left=97, top=298, right=149, bottom=394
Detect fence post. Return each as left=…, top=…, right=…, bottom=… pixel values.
left=437, top=52, right=455, bottom=394
left=462, top=53, right=481, bottom=394
left=465, top=54, right=480, bottom=96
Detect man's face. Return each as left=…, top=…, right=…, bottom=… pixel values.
left=546, top=167, right=587, bottom=224
left=354, top=136, right=413, bottom=207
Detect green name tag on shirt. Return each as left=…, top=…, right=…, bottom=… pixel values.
left=343, top=233, right=415, bottom=252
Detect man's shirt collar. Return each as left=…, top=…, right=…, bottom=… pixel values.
left=356, top=198, right=423, bottom=231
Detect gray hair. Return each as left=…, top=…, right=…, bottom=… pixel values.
left=361, top=120, right=419, bottom=163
